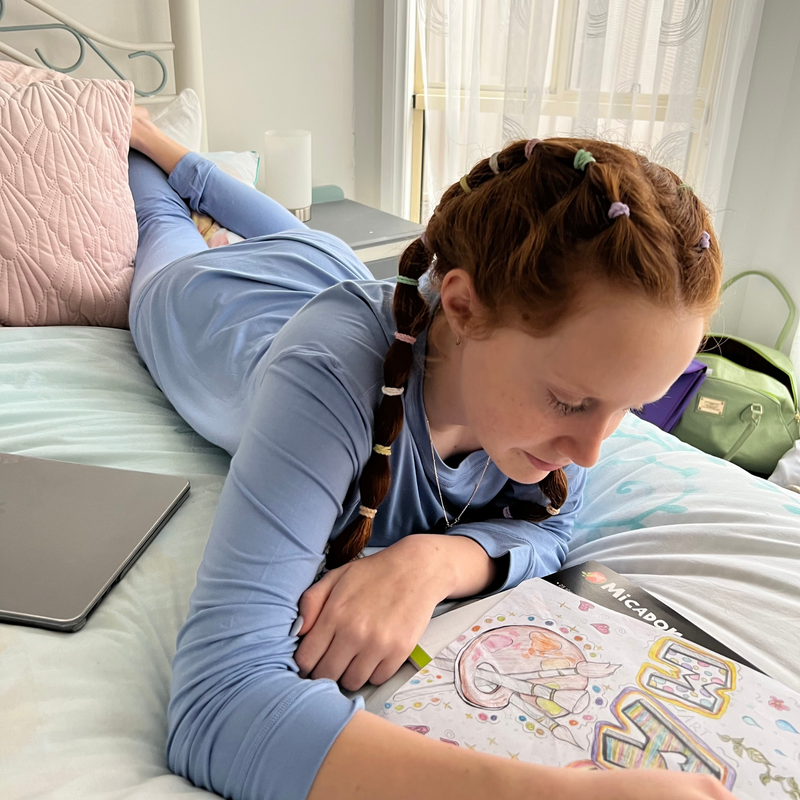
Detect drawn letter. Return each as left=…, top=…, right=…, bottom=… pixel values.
left=638, top=638, right=735, bottom=718
left=594, top=689, right=735, bottom=789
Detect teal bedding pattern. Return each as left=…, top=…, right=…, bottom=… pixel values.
left=0, top=327, right=798, bottom=799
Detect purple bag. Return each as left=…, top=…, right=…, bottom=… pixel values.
left=633, top=358, right=708, bottom=433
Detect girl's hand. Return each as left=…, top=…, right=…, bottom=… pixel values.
left=295, top=534, right=493, bottom=691
left=577, top=768, right=737, bottom=800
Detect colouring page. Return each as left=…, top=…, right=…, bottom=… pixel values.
left=382, top=579, right=800, bottom=798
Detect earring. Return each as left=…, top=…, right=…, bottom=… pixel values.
left=456, top=335, right=462, bottom=346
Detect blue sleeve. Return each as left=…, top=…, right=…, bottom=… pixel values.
left=451, top=464, right=587, bottom=591
left=166, top=346, right=374, bottom=800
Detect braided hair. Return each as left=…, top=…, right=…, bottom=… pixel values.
left=326, top=137, right=722, bottom=568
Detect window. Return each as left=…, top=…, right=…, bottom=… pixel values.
left=410, top=0, right=733, bottom=222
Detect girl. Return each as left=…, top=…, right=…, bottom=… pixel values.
left=128, top=110, right=732, bottom=800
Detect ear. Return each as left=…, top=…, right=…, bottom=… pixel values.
left=438, top=269, right=487, bottom=339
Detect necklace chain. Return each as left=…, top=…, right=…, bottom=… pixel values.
left=425, top=415, right=491, bottom=529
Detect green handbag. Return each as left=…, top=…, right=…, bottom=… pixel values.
left=671, top=270, right=800, bottom=477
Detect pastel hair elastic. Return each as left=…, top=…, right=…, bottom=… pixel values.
left=460, top=174, right=472, bottom=194
left=573, top=149, right=596, bottom=171
left=699, top=231, right=711, bottom=250
left=359, top=505, right=377, bottom=520
left=489, top=151, right=501, bottom=174
left=524, top=138, right=540, bottom=159
left=373, top=444, right=392, bottom=457
left=381, top=386, right=404, bottom=396
left=608, top=201, right=630, bottom=219
left=394, top=331, right=417, bottom=345
left=396, top=275, right=419, bottom=287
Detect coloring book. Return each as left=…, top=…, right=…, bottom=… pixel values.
left=382, top=579, right=800, bottom=798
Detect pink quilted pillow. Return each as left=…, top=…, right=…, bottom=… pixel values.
left=0, top=63, right=137, bottom=327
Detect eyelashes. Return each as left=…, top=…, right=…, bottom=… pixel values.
left=547, top=393, right=644, bottom=417
left=547, top=394, right=587, bottom=416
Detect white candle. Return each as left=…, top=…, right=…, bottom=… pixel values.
left=262, top=129, right=312, bottom=219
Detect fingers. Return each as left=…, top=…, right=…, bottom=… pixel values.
left=339, top=650, right=385, bottom=692
left=297, top=569, right=340, bottom=636
left=294, top=615, right=334, bottom=678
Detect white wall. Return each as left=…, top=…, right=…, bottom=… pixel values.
left=0, top=0, right=384, bottom=205
left=198, top=1, right=357, bottom=198
left=712, top=0, right=800, bottom=361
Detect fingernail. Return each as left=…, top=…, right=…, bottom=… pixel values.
left=289, top=614, right=304, bottom=637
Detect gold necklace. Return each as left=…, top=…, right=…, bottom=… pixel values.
left=425, top=415, right=491, bottom=529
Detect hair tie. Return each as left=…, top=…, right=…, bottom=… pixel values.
left=573, top=149, right=596, bottom=171
left=382, top=386, right=404, bottom=396
left=524, top=138, right=540, bottom=159
left=396, top=275, right=419, bottom=287
left=359, top=505, right=377, bottom=520
left=394, top=332, right=417, bottom=345
left=489, top=152, right=501, bottom=174
left=373, top=444, right=392, bottom=457
left=699, top=230, right=710, bottom=250
left=460, top=174, right=472, bottom=194
left=502, top=506, right=513, bottom=519
left=546, top=504, right=561, bottom=516
left=608, top=201, right=630, bottom=219
left=678, top=182, right=694, bottom=193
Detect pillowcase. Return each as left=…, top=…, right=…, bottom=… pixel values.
left=0, top=63, right=137, bottom=327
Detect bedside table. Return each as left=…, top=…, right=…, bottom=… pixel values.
left=305, top=198, right=425, bottom=280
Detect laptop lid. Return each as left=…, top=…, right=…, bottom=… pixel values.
left=0, top=453, right=190, bottom=632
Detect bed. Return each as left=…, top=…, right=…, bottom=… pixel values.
left=1, top=4, right=799, bottom=799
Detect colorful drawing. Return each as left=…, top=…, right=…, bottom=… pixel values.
left=594, top=689, right=736, bottom=787
left=382, top=579, right=800, bottom=799
left=638, top=638, right=736, bottom=717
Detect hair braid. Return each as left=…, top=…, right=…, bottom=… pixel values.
left=326, top=237, right=432, bottom=568
left=328, top=135, right=722, bottom=564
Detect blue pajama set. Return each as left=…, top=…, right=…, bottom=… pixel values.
left=126, top=150, right=587, bottom=800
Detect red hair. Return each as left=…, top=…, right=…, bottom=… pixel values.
left=326, top=137, right=722, bottom=568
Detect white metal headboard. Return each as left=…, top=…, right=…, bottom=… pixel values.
left=0, top=0, right=207, bottom=148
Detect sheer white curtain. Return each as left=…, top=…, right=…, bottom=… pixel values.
left=418, top=0, right=763, bottom=219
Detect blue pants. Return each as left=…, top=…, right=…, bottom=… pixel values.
left=127, top=150, right=307, bottom=311
left=126, top=151, right=372, bottom=454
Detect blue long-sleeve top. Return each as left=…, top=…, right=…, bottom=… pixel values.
left=130, top=161, right=586, bottom=800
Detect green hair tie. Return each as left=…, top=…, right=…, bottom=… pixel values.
left=678, top=182, right=694, bottom=193
left=396, top=276, right=419, bottom=287
left=573, top=149, right=596, bottom=171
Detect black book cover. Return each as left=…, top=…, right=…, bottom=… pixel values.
left=542, top=560, right=763, bottom=674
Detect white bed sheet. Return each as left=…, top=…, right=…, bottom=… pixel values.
left=1, top=327, right=798, bottom=799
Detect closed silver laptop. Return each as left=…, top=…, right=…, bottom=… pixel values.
left=0, top=453, right=189, bottom=632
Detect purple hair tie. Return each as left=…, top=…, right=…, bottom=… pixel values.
left=502, top=506, right=513, bottom=519
left=524, top=138, right=540, bottom=159
left=608, top=201, right=630, bottom=219
left=699, top=231, right=710, bottom=250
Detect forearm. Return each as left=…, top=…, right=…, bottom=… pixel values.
left=308, top=709, right=571, bottom=800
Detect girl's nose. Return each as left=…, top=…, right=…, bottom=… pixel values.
left=555, top=410, right=623, bottom=469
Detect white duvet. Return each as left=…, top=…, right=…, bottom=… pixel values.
left=1, top=327, right=798, bottom=799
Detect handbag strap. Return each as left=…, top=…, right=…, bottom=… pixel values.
left=721, top=270, right=796, bottom=351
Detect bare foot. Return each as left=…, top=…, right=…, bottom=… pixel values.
left=129, top=103, right=190, bottom=175
left=132, top=104, right=150, bottom=123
